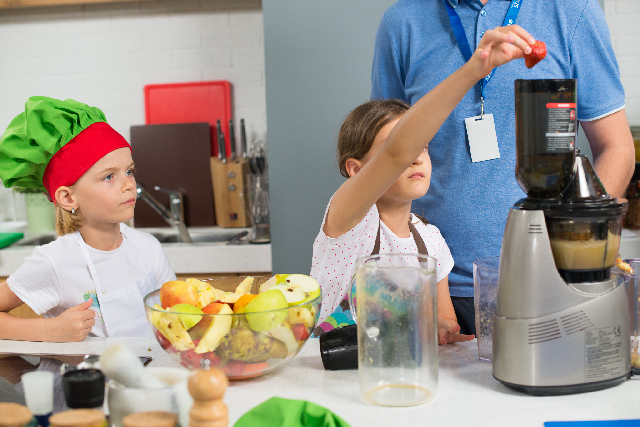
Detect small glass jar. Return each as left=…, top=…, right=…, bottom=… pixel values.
left=122, top=411, right=178, bottom=427
left=48, top=409, right=107, bottom=427
left=0, top=402, right=36, bottom=427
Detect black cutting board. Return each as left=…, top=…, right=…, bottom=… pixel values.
left=130, top=123, right=216, bottom=227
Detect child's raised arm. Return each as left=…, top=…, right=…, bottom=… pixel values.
left=325, top=25, right=535, bottom=237
left=0, top=281, right=95, bottom=342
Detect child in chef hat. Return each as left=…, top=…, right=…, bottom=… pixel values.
left=311, top=26, right=536, bottom=344
left=0, top=96, right=176, bottom=341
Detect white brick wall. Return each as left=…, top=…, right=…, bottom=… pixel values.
left=0, top=0, right=265, bottom=220
left=605, top=0, right=640, bottom=126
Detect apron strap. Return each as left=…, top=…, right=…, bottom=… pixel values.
left=409, top=220, right=429, bottom=256
left=370, top=217, right=429, bottom=256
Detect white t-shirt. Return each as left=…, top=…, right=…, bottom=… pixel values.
left=7, top=224, right=176, bottom=337
left=310, top=199, right=455, bottom=323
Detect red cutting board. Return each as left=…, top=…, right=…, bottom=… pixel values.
left=144, top=80, right=232, bottom=157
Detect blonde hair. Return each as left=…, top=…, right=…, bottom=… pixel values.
left=55, top=203, right=82, bottom=236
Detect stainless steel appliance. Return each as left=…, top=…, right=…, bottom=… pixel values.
left=492, top=79, right=631, bottom=395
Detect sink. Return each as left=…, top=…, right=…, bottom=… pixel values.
left=149, top=230, right=247, bottom=244
left=13, top=234, right=58, bottom=246
left=10, top=229, right=248, bottom=247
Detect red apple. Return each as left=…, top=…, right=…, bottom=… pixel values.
left=160, top=280, right=199, bottom=309
left=202, top=302, right=226, bottom=315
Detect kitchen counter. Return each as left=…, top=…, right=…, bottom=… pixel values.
left=1, top=337, right=638, bottom=426
left=0, top=227, right=272, bottom=276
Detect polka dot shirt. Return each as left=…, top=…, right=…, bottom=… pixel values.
left=310, top=198, right=454, bottom=323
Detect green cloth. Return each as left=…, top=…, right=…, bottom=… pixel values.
left=234, top=397, right=351, bottom=427
left=0, top=96, right=108, bottom=190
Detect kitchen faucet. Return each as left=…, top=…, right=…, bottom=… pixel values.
left=136, top=184, right=193, bottom=243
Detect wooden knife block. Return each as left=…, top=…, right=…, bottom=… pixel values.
left=210, top=158, right=251, bottom=228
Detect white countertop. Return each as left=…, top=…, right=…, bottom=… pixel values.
left=0, top=227, right=272, bottom=276
left=2, top=337, right=638, bottom=426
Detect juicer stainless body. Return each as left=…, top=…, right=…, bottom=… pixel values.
left=492, top=208, right=631, bottom=395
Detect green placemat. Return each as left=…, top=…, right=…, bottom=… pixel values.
left=234, top=397, right=351, bottom=427
left=0, top=233, right=24, bottom=249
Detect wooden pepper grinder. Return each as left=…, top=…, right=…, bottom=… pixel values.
left=188, top=369, right=229, bottom=427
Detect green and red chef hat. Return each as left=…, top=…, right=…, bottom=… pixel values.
left=0, top=96, right=130, bottom=202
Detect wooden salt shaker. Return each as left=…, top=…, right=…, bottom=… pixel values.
left=188, top=369, right=229, bottom=427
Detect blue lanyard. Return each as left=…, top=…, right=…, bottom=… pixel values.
left=445, top=0, right=522, bottom=112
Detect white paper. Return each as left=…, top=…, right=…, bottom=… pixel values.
left=465, top=113, right=500, bottom=163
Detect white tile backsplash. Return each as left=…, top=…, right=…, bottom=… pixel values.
left=0, top=0, right=265, bottom=211
left=605, top=0, right=640, bottom=125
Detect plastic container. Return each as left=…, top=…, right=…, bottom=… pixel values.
left=473, top=257, right=500, bottom=362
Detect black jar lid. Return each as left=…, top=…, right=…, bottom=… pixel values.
left=319, top=324, right=358, bottom=371
left=62, top=369, right=105, bottom=409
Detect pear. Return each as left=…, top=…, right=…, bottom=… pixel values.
left=244, top=289, right=289, bottom=332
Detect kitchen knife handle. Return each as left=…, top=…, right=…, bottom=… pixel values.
left=240, top=118, right=248, bottom=159
left=216, top=120, right=223, bottom=160
left=229, top=119, right=236, bottom=161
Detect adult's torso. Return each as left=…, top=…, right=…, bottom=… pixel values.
left=374, top=0, right=623, bottom=295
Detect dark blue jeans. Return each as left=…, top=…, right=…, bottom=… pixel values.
left=451, top=296, right=476, bottom=336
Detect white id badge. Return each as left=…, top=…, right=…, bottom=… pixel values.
left=465, top=113, right=500, bottom=162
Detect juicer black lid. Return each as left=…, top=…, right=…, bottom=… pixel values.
left=516, top=154, right=628, bottom=218
left=515, top=78, right=576, bottom=94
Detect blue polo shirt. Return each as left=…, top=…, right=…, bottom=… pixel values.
left=371, top=0, right=625, bottom=297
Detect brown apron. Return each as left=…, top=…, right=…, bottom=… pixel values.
left=314, top=219, right=429, bottom=336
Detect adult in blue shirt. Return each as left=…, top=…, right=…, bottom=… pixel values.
left=371, top=0, right=635, bottom=335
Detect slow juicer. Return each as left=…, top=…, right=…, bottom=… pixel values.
left=492, top=79, right=631, bottom=395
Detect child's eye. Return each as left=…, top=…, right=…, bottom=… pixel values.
left=103, top=173, right=114, bottom=181
left=127, top=168, right=136, bottom=177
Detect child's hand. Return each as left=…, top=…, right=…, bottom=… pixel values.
left=437, top=318, right=475, bottom=345
left=50, top=298, right=96, bottom=342
left=469, top=25, right=536, bottom=80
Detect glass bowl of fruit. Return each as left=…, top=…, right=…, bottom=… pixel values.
left=144, top=274, right=321, bottom=380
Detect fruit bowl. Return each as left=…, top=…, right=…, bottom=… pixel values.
left=144, top=276, right=321, bottom=380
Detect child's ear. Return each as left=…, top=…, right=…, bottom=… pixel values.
left=55, top=186, right=77, bottom=213
left=345, top=158, right=363, bottom=178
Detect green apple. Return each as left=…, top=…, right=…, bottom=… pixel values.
left=270, top=284, right=306, bottom=305
left=169, top=303, right=204, bottom=330
left=244, top=289, right=289, bottom=332
left=278, top=274, right=321, bottom=305
left=258, top=274, right=290, bottom=294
